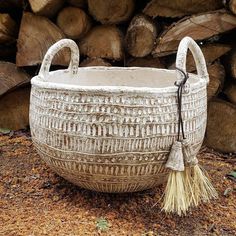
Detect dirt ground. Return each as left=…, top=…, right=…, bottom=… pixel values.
left=0, top=130, right=235, bottom=236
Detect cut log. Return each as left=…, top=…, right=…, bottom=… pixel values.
left=57, top=7, right=91, bottom=39
left=207, top=62, right=225, bottom=101
left=79, top=25, right=124, bottom=60
left=16, top=12, right=70, bottom=67
left=80, top=58, right=111, bottom=67
left=229, top=0, right=236, bottom=15
left=127, top=56, right=164, bottom=68
left=0, top=87, right=30, bottom=130
left=125, top=14, right=157, bottom=58
left=153, top=10, right=236, bottom=57
left=88, top=0, right=134, bottom=24
left=67, top=0, right=86, bottom=8
left=0, top=62, right=30, bottom=96
left=206, top=99, right=236, bottom=153
left=0, top=13, right=17, bottom=44
left=225, top=83, right=236, bottom=105
left=230, top=50, right=236, bottom=79
left=143, top=0, right=223, bottom=18
left=0, top=0, right=23, bottom=8
left=168, top=44, right=231, bottom=72
left=28, top=0, right=65, bottom=17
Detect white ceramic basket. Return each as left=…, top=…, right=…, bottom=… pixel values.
left=30, top=37, right=209, bottom=193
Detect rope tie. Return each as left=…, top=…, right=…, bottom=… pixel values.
left=175, top=67, right=189, bottom=141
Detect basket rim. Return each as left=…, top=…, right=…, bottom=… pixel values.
left=31, top=67, right=206, bottom=94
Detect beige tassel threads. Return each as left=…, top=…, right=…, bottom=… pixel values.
left=162, top=139, right=218, bottom=216
left=162, top=141, right=189, bottom=216
left=183, top=140, right=218, bottom=207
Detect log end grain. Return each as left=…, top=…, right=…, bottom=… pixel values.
left=206, top=99, right=236, bottom=153
left=0, top=87, right=30, bottom=130
left=79, top=25, right=124, bottom=60
left=125, top=14, right=157, bottom=58
left=88, top=0, right=134, bottom=24
left=16, top=12, right=70, bottom=67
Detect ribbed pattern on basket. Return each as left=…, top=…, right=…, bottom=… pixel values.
left=30, top=84, right=207, bottom=192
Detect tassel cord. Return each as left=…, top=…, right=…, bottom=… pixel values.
left=175, top=67, right=189, bottom=141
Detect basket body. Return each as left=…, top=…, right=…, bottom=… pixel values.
left=30, top=77, right=207, bottom=192
left=30, top=37, right=209, bottom=193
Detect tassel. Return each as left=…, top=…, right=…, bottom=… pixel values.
left=162, top=67, right=217, bottom=216
left=182, top=139, right=218, bottom=207
left=162, top=141, right=189, bottom=216
left=191, top=165, right=218, bottom=205
left=165, top=141, right=184, bottom=171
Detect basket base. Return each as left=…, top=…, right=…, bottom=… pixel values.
left=50, top=165, right=168, bottom=193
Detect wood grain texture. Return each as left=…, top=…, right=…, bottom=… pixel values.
left=143, top=0, right=223, bottom=18
left=0, top=62, right=30, bottom=96
left=79, top=25, right=124, bottom=60
left=169, top=44, right=231, bottom=72
left=0, top=13, right=17, bottom=44
left=57, top=7, right=91, bottom=39
left=88, top=0, right=134, bottom=24
left=16, top=12, right=70, bottom=67
left=206, top=99, right=236, bottom=153
left=29, top=0, right=65, bottom=17
left=153, top=10, right=236, bottom=57
left=0, top=87, right=30, bottom=130
left=229, top=0, right=236, bottom=15
left=207, top=62, right=225, bottom=101
left=125, top=14, right=157, bottom=57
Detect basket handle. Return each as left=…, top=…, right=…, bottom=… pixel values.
left=176, top=36, right=209, bottom=84
left=39, top=39, right=80, bottom=79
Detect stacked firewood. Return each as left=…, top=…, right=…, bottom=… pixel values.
left=0, top=0, right=236, bottom=153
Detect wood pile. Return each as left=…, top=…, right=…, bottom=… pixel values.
left=0, top=0, right=235, bottom=153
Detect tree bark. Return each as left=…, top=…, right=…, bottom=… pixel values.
left=28, top=0, right=65, bottom=17
left=57, top=7, right=91, bottom=39
left=125, top=14, right=157, bottom=58
left=79, top=25, right=124, bottom=60
left=16, top=12, right=70, bottom=67
left=153, top=10, right=236, bottom=57
left=88, top=0, right=134, bottom=24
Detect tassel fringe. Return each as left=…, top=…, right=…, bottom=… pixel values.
left=191, top=165, right=218, bottom=205
left=162, top=140, right=218, bottom=216
left=162, top=171, right=188, bottom=216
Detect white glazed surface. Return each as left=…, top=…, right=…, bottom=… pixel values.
left=30, top=37, right=209, bottom=193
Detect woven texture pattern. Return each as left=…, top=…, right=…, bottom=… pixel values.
left=30, top=37, right=208, bottom=192
left=30, top=86, right=207, bottom=192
